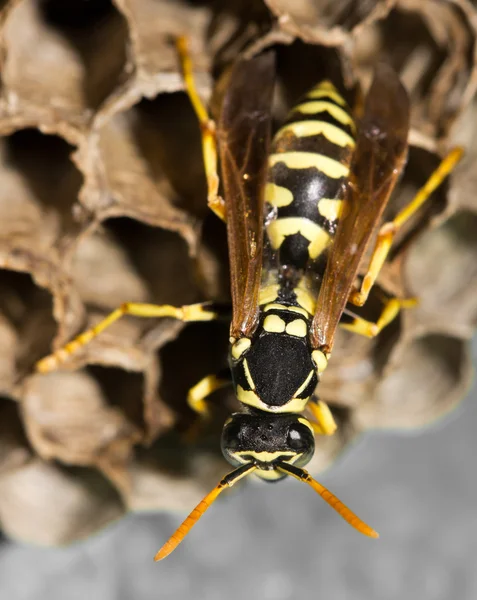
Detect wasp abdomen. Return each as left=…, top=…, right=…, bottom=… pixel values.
left=265, top=81, right=356, bottom=268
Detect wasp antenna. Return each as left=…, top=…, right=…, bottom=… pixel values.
left=154, top=463, right=257, bottom=561
left=277, top=462, right=379, bottom=539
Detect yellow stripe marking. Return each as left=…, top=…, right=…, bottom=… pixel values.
left=309, top=228, right=333, bottom=259
left=318, top=198, right=344, bottom=221
left=264, top=303, right=310, bottom=317
left=267, top=217, right=331, bottom=256
left=295, top=287, right=316, bottom=315
left=298, top=417, right=314, bottom=435
left=243, top=358, right=255, bottom=390
left=231, top=337, right=251, bottom=360
left=236, top=385, right=308, bottom=413
left=294, top=370, right=314, bottom=397
left=269, top=152, right=349, bottom=179
left=259, top=285, right=280, bottom=305
left=263, top=314, right=286, bottom=333
left=306, top=86, right=346, bottom=106
left=277, top=121, right=355, bottom=148
left=286, top=319, right=307, bottom=337
left=293, top=101, right=354, bottom=129
left=311, top=350, right=328, bottom=374
left=265, top=182, right=294, bottom=207
left=235, top=450, right=295, bottom=462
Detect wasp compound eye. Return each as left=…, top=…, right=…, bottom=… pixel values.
left=287, top=423, right=308, bottom=451
left=285, top=420, right=315, bottom=467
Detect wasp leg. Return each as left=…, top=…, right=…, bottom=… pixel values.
left=349, top=147, right=463, bottom=307
left=341, top=296, right=417, bottom=338
left=187, top=370, right=232, bottom=416
left=36, top=301, right=231, bottom=374
left=183, top=370, right=232, bottom=443
left=307, top=397, right=337, bottom=436
left=177, top=36, right=225, bottom=222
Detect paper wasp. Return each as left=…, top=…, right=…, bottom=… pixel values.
left=36, top=38, right=462, bottom=559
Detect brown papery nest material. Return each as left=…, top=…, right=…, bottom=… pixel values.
left=0, top=0, right=475, bottom=545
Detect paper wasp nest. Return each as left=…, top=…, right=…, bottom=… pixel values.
left=0, top=0, right=476, bottom=545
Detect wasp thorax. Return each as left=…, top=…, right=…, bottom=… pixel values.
left=221, top=412, right=315, bottom=481
left=229, top=310, right=318, bottom=413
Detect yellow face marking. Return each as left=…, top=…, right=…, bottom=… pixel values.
left=231, top=337, right=251, bottom=360
left=263, top=314, right=286, bottom=333
left=318, top=198, right=344, bottom=221
left=236, top=385, right=308, bottom=413
left=294, top=370, right=314, bottom=397
left=269, top=152, right=349, bottom=179
left=293, top=101, right=355, bottom=129
left=295, top=287, right=316, bottom=315
left=232, top=451, right=306, bottom=480
left=285, top=318, right=307, bottom=337
left=235, top=450, right=295, bottom=462
left=255, top=470, right=286, bottom=481
left=259, top=285, right=280, bottom=305
left=311, top=349, right=328, bottom=374
left=242, top=358, right=255, bottom=390
left=264, top=303, right=310, bottom=317
left=308, top=227, right=333, bottom=259
left=277, top=121, right=355, bottom=148
left=306, top=86, right=346, bottom=106
left=267, top=217, right=330, bottom=252
left=265, top=182, right=294, bottom=207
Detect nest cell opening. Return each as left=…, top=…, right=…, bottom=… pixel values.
left=387, top=147, right=448, bottom=248
left=0, top=129, right=83, bottom=250
left=102, top=218, right=198, bottom=307
left=0, top=460, right=125, bottom=546
left=372, top=5, right=471, bottom=134
left=405, top=211, right=477, bottom=329
left=97, top=92, right=206, bottom=221
left=0, top=269, right=55, bottom=376
left=364, top=334, right=467, bottom=429
left=0, top=395, right=31, bottom=475
left=159, top=319, right=230, bottom=422
left=3, top=0, right=129, bottom=116
left=87, top=364, right=146, bottom=433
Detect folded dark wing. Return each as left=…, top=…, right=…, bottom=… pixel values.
left=310, top=63, right=410, bottom=352
left=218, top=52, right=275, bottom=338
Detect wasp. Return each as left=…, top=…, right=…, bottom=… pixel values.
left=36, top=38, right=462, bottom=560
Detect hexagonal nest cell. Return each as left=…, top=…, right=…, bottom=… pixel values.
left=0, top=0, right=476, bottom=546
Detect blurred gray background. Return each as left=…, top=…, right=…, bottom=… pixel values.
left=1, top=337, right=476, bottom=600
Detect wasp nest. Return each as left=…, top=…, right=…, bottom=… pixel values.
left=0, top=0, right=476, bottom=546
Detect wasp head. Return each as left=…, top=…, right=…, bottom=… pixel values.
left=221, top=412, right=314, bottom=481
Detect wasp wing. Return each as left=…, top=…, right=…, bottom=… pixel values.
left=310, top=63, right=410, bottom=352
left=218, top=52, right=275, bottom=338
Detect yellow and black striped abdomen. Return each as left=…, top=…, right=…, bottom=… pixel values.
left=265, top=81, right=355, bottom=269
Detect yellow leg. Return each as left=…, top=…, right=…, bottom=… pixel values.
left=176, top=36, right=225, bottom=221
left=349, top=147, right=464, bottom=307
left=308, top=399, right=337, bottom=436
left=341, top=296, right=418, bottom=338
left=36, top=302, right=220, bottom=374
left=183, top=372, right=232, bottom=443
left=187, top=373, right=232, bottom=416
